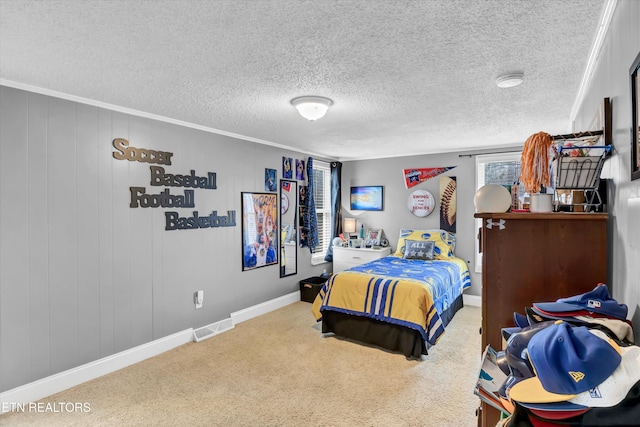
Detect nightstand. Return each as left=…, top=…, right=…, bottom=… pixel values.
left=332, top=246, right=392, bottom=272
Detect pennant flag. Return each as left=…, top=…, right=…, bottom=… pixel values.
left=403, top=167, right=456, bottom=189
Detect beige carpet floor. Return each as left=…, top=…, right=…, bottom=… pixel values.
left=1, top=302, right=482, bottom=427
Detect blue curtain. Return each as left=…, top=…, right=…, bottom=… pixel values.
left=324, top=161, right=342, bottom=262
left=301, top=157, right=319, bottom=252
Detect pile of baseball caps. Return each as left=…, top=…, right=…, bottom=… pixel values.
left=495, top=283, right=639, bottom=426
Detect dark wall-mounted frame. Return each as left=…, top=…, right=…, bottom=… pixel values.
left=631, top=52, right=640, bottom=181
left=350, top=185, right=384, bottom=211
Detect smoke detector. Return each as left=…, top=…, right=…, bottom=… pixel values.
left=496, top=73, right=525, bottom=88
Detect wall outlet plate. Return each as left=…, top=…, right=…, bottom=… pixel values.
left=195, top=290, right=204, bottom=309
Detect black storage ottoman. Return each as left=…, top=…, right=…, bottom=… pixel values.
left=300, top=276, right=327, bottom=303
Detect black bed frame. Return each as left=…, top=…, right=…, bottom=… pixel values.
left=320, top=294, right=465, bottom=358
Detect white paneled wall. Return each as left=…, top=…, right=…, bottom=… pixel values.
left=571, top=0, right=640, bottom=340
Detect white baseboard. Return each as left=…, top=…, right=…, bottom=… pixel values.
left=463, top=294, right=481, bottom=307
left=0, top=291, right=301, bottom=412
left=0, top=328, right=193, bottom=413
left=230, top=291, right=300, bottom=324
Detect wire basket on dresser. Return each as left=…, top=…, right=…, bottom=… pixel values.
left=553, top=145, right=611, bottom=211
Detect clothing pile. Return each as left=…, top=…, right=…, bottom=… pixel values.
left=494, top=284, right=639, bottom=427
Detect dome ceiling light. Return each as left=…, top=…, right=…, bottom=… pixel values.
left=291, top=96, right=333, bottom=121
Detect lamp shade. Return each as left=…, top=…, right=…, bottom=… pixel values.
left=343, top=218, right=357, bottom=233
left=474, top=184, right=512, bottom=213
left=291, top=96, right=333, bottom=121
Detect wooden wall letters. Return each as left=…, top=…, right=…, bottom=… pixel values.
left=112, top=138, right=235, bottom=231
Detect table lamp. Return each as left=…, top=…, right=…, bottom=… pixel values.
left=343, top=218, right=357, bottom=239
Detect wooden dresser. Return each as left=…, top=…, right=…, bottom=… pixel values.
left=474, top=212, right=608, bottom=427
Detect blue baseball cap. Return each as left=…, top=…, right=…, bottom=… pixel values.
left=514, top=312, right=529, bottom=328
left=509, top=322, right=622, bottom=403
left=533, top=284, right=628, bottom=321
left=495, top=350, right=511, bottom=376
left=499, top=321, right=556, bottom=405
left=529, top=306, right=592, bottom=322
left=514, top=345, right=640, bottom=411
left=500, top=312, right=536, bottom=341
left=501, top=326, right=522, bottom=342
left=504, top=321, right=555, bottom=379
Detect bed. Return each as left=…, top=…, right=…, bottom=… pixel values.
left=311, top=229, right=471, bottom=358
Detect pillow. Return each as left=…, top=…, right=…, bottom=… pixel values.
left=403, top=240, right=435, bottom=260
left=394, top=229, right=456, bottom=260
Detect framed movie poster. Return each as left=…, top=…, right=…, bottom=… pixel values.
left=296, top=159, right=305, bottom=180
left=283, top=157, right=293, bottom=179
left=241, top=192, right=278, bottom=271
left=265, top=168, right=277, bottom=192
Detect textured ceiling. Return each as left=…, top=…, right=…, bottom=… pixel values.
left=0, top=0, right=606, bottom=160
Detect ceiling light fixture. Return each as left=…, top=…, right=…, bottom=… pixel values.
left=291, top=96, right=333, bottom=121
left=495, top=73, right=525, bottom=88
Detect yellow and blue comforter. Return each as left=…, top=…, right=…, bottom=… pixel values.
left=312, top=256, right=471, bottom=345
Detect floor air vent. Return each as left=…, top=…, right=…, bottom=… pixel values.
left=193, top=318, right=234, bottom=342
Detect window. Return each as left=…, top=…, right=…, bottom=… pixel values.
left=475, top=152, right=522, bottom=272
left=311, top=160, right=332, bottom=265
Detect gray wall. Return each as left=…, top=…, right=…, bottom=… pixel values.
left=0, top=86, right=327, bottom=392
left=341, top=153, right=481, bottom=296
left=572, top=0, right=640, bottom=340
